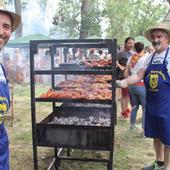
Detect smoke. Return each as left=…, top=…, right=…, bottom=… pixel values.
left=6, top=1, right=57, bottom=36
left=22, top=1, right=48, bottom=35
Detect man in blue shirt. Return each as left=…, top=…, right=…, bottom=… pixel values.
left=0, top=9, right=21, bottom=170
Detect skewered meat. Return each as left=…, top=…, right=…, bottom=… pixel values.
left=40, top=74, right=112, bottom=100
left=40, top=87, right=112, bottom=100
left=83, top=59, right=112, bottom=67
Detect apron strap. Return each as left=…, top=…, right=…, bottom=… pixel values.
left=0, top=63, right=8, bottom=80
left=164, top=47, right=169, bottom=61
left=148, top=51, right=156, bottom=66
left=148, top=47, right=169, bottom=66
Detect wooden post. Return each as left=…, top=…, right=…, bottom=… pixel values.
left=10, top=85, right=14, bottom=127
left=4, top=85, right=14, bottom=127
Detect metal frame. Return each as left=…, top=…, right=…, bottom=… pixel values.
left=30, top=39, right=117, bottom=170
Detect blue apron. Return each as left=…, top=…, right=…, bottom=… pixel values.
left=0, top=63, right=10, bottom=170
left=144, top=47, right=170, bottom=145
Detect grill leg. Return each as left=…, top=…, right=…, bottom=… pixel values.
left=108, top=162, right=113, bottom=170
left=67, top=148, right=70, bottom=157
left=107, top=162, right=109, bottom=170
left=54, top=148, right=60, bottom=169
left=32, top=128, right=38, bottom=170
left=108, top=149, right=113, bottom=170
left=33, top=145, right=38, bottom=170
left=54, top=163, right=59, bottom=170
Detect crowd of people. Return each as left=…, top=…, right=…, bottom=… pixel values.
left=116, top=37, right=151, bottom=131
left=116, top=23, right=170, bottom=170
left=1, top=48, right=29, bottom=84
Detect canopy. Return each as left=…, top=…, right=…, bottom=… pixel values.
left=6, top=34, right=52, bottom=48
left=135, top=36, right=151, bottom=47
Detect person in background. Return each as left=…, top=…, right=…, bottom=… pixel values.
left=54, top=50, right=62, bottom=67
left=116, top=23, right=170, bottom=170
left=40, top=50, right=51, bottom=83
left=116, top=37, right=135, bottom=118
left=14, top=48, right=25, bottom=83
left=0, top=9, right=21, bottom=170
left=98, top=49, right=106, bottom=59
left=88, top=48, right=100, bottom=60
left=75, top=48, right=85, bottom=61
left=124, top=42, right=147, bottom=131
left=2, top=53, right=12, bottom=79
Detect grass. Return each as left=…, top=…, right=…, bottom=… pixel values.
left=4, top=84, right=155, bottom=170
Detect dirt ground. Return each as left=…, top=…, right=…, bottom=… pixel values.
left=5, top=85, right=155, bottom=170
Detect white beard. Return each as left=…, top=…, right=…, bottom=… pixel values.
left=153, top=44, right=162, bottom=51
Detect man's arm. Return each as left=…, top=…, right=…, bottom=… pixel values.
left=123, top=65, right=130, bottom=78
left=116, top=68, right=145, bottom=88
left=116, top=60, right=125, bottom=71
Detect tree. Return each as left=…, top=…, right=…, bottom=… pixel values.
left=104, top=0, right=169, bottom=43
left=38, top=0, right=47, bottom=19
left=79, top=0, right=93, bottom=38
left=50, top=0, right=102, bottom=39
left=14, top=0, right=22, bottom=38
left=128, top=0, right=169, bottom=36
left=104, top=0, right=132, bottom=42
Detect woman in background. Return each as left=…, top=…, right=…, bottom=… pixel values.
left=124, top=42, right=147, bottom=131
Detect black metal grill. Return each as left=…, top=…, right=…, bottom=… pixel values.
left=30, top=39, right=117, bottom=170
left=36, top=106, right=112, bottom=150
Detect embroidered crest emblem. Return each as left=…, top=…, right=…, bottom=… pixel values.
left=149, top=74, right=158, bottom=89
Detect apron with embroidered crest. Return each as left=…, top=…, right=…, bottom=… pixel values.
left=144, top=47, right=170, bottom=145
left=0, top=63, right=10, bottom=170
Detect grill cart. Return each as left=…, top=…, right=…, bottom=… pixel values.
left=30, top=39, right=117, bottom=170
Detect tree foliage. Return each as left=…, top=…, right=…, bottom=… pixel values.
left=50, top=0, right=102, bottom=39
left=104, top=0, right=169, bottom=43
left=50, top=0, right=168, bottom=41
left=5, top=0, right=32, bottom=37
left=128, top=0, right=169, bottom=36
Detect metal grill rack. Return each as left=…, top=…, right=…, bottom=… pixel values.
left=30, top=39, right=117, bottom=170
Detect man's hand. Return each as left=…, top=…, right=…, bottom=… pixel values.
left=116, top=79, right=128, bottom=88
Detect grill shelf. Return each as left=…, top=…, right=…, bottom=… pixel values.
left=35, top=98, right=112, bottom=104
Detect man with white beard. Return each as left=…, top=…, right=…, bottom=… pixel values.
left=116, top=23, right=170, bottom=170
